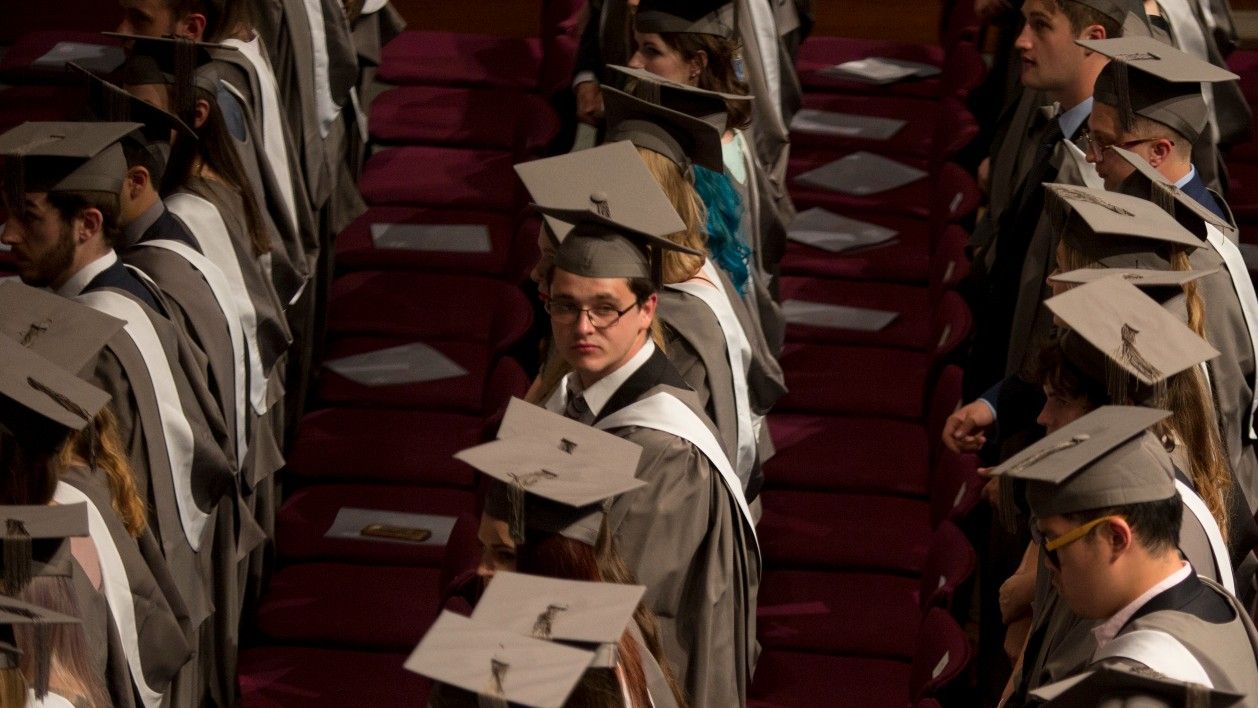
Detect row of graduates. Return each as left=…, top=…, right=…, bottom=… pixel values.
left=0, top=0, right=403, bottom=704
left=408, top=2, right=813, bottom=706
left=945, top=0, right=1258, bottom=703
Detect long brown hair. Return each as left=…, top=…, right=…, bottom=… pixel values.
left=656, top=32, right=752, bottom=130
left=16, top=576, right=111, bottom=707
left=56, top=407, right=148, bottom=538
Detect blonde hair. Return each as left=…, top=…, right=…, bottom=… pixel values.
left=56, top=407, right=148, bottom=538
left=635, top=147, right=707, bottom=284
left=17, top=576, right=110, bottom=707
left=1060, top=239, right=1205, bottom=336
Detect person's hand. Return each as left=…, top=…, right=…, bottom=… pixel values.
left=975, top=0, right=1012, bottom=20
left=999, top=569, right=1036, bottom=624
left=942, top=400, right=995, bottom=454
left=977, top=156, right=992, bottom=195
left=575, top=82, right=605, bottom=126
left=981, top=473, right=1000, bottom=507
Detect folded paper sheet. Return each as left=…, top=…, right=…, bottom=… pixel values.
left=794, top=151, right=927, bottom=195
left=325, top=507, right=456, bottom=546
left=789, top=109, right=907, bottom=141
left=33, top=42, right=126, bottom=74
left=324, top=342, right=469, bottom=386
left=786, top=207, right=899, bottom=252
left=370, top=223, right=493, bottom=253
left=782, top=299, right=899, bottom=332
left=819, top=57, right=941, bottom=84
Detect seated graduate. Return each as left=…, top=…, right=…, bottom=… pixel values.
left=463, top=398, right=685, bottom=707
left=993, top=406, right=1258, bottom=704
left=485, top=183, right=758, bottom=703
left=0, top=594, right=96, bottom=708
left=0, top=334, right=192, bottom=707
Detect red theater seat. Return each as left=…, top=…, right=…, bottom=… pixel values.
left=370, top=85, right=559, bottom=155
left=239, top=646, right=429, bottom=708
left=359, top=146, right=520, bottom=211
left=792, top=94, right=978, bottom=163
left=765, top=414, right=930, bottom=496
left=377, top=31, right=542, bottom=90
left=334, top=207, right=521, bottom=277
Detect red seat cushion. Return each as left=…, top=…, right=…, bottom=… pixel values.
left=765, top=414, right=929, bottom=496
left=370, top=85, right=558, bottom=154
left=327, top=272, right=533, bottom=351
left=789, top=150, right=979, bottom=222
left=1227, top=49, right=1258, bottom=107
left=758, top=489, right=932, bottom=573
left=378, top=31, right=541, bottom=89
left=776, top=343, right=929, bottom=420
left=334, top=207, right=521, bottom=277
left=275, top=484, right=476, bottom=567
left=359, top=147, right=519, bottom=211
left=239, top=646, right=430, bottom=708
left=1223, top=160, right=1258, bottom=222
left=779, top=212, right=934, bottom=283
left=287, top=407, right=485, bottom=487
left=793, top=93, right=969, bottom=160
left=0, top=31, right=122, bottom=83
left=257, top=563, right=442, bottom=650
left=749, top=649, right=910, bottom=708
left=318, top=336, right=524, bottom=413
left=0, top=84, right=85, bottom=133
left=779, top=276, right=934, bottom=350
left=796, top=37, right=946, bottom=99
left=758, top=569, right=920, bottom=658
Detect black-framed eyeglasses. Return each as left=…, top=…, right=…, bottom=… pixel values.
left=545, top=300, right=641, bottom=328
left=1080, top=129, right=1174, bottom=160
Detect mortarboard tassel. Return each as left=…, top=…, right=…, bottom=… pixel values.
left=531, top=603, right=568, bottom=639
left=1057, top=186, right=1136, bottom=218
left=33, top=620, right=50, bottom=700
left=2, top=519, right=32, bottom=595
left=636, top=77, right=661, bottom=106
left=172, top=37, right=198, bottom=125
left=505, top=469, right=558, bottom=543
left=1113, top=60, right=1134, bottom=133
left=1117, top=323, right=1162, bottom=385
left=104, top=81, right=132, bottom=123
left=479, top=656, right=509, bottom=708
left=1152, top=183, right=1178, bottom=216
left=1005, top=434, right=1091, bottom=478
left=589, top=191, right=611, bottom=218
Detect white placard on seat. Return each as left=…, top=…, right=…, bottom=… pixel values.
left=324, top=342, right=469, bottom=385
left=819, top=57, right=941, bottom=84
left=782, top=299, right=899, bottom=332
left=325, top=507, right=456, bottom=547
left=793, top=151, right=927, bottom=196
left=370, top=223, right=493, bottom=253
left=787, top=207, right=899, bottom=253
left=33, top=42, right=126, bottom=74
left=790, top=109, right=907, bottom=140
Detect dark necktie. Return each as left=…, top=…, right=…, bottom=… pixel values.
left=564, top=391, right=594, bottom=425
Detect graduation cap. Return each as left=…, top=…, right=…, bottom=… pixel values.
left=514, top=141, right=687, bottom=246
left=404, top=610, right=596, bottom=708
left=537, top=205, right=702, bottom=288
left=602, top=85, right=726, bottom=173
left=68, top=61, right=197, bottom=158
left=1063, top=0, right=1149, bottom=31
left=1029, top=663, right=1244, bottom=706
left=635, top=0, right=734, bottom=38
left=1045, top=183, right=1203, bottom=267
left=0, top=332, right=111, bottom=447
left=0, top=121, right=141, bottom=210
left=0, top=282, right=126, bottom=377
left=473, top=571, right=646, bottom=666
left=606, top=64, right=748, bottom=136
left=466, top=398, right=644, bottom=544
left=1082, top=36, right=1240, bottom=143
left=0, top=594, right=82, bottom=700
left=1110, top=146, right=1233, bottom=238
left=0, top=504, right=90, bottom=595
left=993, top=405, right=1175, bottom=517
left=1047, top=276, right=1218, bottom=407
left=1048, top=266, right=1217, bottom=289
left=106, top=33, right=228, bottom=122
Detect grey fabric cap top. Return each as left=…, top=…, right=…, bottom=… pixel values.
left=69, top=62, right=197, bottom=147
left=0, top=333, right=111, bottom=437
left=602, top=84, right=725, bottom=172
left=1047, top=183, right=1203, bottom=264
left=607, top=63, right=748, bottom=136
left=1064, top=0, right=1148, bottom=27
left=0, top=503, right=90, bottom=583
left=1048, top=266, right=1217, bottom=288
left=992, top=406, right=1175, bottom=517
left=635, top=0, right=734, bottom=38
left=0, top=121, right=141, bottom=208
left=1029, top=663, right=1243, bottom=707
left=1111, top=146, right=1234, bottom=237
left=0, top=282, right=125, bottom=377
left=1084, top=36, right=1240, bottom=143
left=536, top=205, right=701, bottom=285
left=473, top=571, right=646, bottom=646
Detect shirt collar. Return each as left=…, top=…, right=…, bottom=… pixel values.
left=56, top=250, right=118, bottom=299
left=567, top=340, right=656, bottom=418
left=125, top=200, right=166, bottom=246
left=1058, top=97, right=1093, bottom=140
left=1174, top=165, right=1198, bottom=190
left=1091, top=561, right=1192, bottom=650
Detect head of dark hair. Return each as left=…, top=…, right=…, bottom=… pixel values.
left=161, top=0, right=253, bottom=42
left=1035, top=335, right=1112, bottom=408
left=628, top=276, right=657, bottom=302
left=120, top=137, right=165, bottom=190
left=1064, top=495, right=1183, bottom=554
left=656, top=32, right=753, bottom=130
left=1053, top=0, right=1124, bottom=38
left=44, top=190, right=122, bottom=250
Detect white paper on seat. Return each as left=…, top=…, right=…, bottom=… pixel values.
left=324, top=342, right=469, bottom=385
left=782, top=299, right=899, bottom=332
left=33, top=42, right=126, bottom=74
left=787, top=207, right=898, bottom=252
left=325, top=507, right=456, bottom=546
left=370, top=223, right=493, bottom=253
left=790, top=108, right=907, bottom=140
left=818, top=57, right=941, bottom=84
left=793, top=151, right=927, bottom=195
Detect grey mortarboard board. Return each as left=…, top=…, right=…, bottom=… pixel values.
left=463, top=398, right=645, bottom=544
left=533, top=205, right=702, bottom=288
left=1082, top=36, right=1240, bottom=143
left=606, top=63, right=748, bottom=137
left=1048, top=266, right=1218, bottom=289
left=1029, top=663, right=1244, bottom=707
left=68, top=61, right=197, bottom=160
left=0, top=593, right=83, bottom=700
left=1046, top=276, right=1218, bottom=399
left=1064, top=0, right=1151, bottom=34
left=0, top=121, right=142, bottom=211
left=1046, top=183, right=1202, bottom=267
left=992, top=405, right=1175, bottom=518
left=474, top=571, right=646, bottom=667
left=602, top=84, right=725, bottom=172
left=514, top=140, right=687, bottom=246
left=0, top=504, right=90, bottom=595
left=0, top=282, right=126, bottom=377
left=1111, top=145, right=1234, bottom=238
left=404, top=610, right=596, bottom=708
left=106, top=33, right=230, bottom=123
left=0, top=332, right=111, bottom=444
left=635, top=0, right=734, bottom=39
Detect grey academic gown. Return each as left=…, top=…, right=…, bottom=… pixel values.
left=971, top=90, right=1049, bottom=254
left=727, top=130, right=787, bottom=351
left=544, top=351, right=760, bottom=707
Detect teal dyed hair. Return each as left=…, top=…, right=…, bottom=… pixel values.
left=693, top=164, right=752, bottom=293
